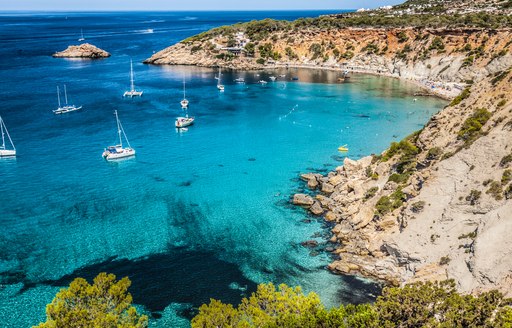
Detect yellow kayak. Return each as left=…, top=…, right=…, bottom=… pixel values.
left=338, top=144, right=349, bottom=152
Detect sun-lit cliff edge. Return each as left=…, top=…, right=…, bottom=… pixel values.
left=144, top=1, right=512, bottom=296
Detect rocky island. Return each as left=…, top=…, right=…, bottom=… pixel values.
left=145, top=0, right=512, bottom=297
left=53, top=43, right=111, bottom=58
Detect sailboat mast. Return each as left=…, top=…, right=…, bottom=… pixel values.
left=57, top=86, right=61, bottom=108
left=0, top=117, right=5, bottom=149
left=115, top=110, right=123, bottom=147
left=130, top=60, right=135, bottom=92
left=183, top=80, right=186, bottom=99
left=0, top=117, right=15, bottom=151
left=64, top=84, right=68, bottom=105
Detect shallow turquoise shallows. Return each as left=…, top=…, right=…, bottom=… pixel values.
left=0, top=11, right=447, bottom=327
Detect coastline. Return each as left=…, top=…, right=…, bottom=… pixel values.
left=266, top=62, right=460, bottom=100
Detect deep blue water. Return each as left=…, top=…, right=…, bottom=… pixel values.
left=0, top=11, right=447, bottom=327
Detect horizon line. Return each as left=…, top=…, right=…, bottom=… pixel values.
left=0, top=9, right=355, bottom=13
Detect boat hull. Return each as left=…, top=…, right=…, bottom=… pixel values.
left=0, top=149, right=16, bottom=157
left=123, top=91, right=143, bottom=97
left=103, top=148, right=136, bottom=160
left=53, top=106, right=82, bottom=115
left=175, top=117, right=194, bottom=128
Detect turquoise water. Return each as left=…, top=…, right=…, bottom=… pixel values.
left=0, top=12, right=447, bottom=327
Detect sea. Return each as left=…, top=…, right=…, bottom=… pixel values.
left=0, top=11, right=447, bottom=327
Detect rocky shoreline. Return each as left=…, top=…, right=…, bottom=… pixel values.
left=53, top=43, right=110, bottom=58
left=144, top=22, right=512, bottom=296
left=292, top=68, right=512, bottom=295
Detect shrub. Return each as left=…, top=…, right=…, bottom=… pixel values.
left=466, top=189, right=481, bottom=205
left=364, top=186, right=379, bottom=201
left=457, top=108, right=491, bottom=146
left=397, top=31, right=409, bottom=43
left=35, top=273, right=148, bottom=328
left=439, top=256, right=451, bottom=265
left=458, top=230, right=477, bottom=239
left=375, top=189, right=406, bottom=216
left=309, top=43, right=323, bottom=60
left=382, top=139, right=419, bottom=162
left=505, top=184, right=512, bottom=200
left=491, top=69, right=511, bottom=85
left=244, top=42, right=256, bottom=56
left=256, top=58, right=265, bottom=65
left=500, top=153, right=512, bottom=167
left=486, top=181, right=503, bottom=200
left=388, top=173, right=410, bottom=184
left=502, top=169, right=512, bottom=185
left=497, top=99, right=507, bottom=107
left=411, top=201, right=426, bottom=213
left=429, top=37, right=445, bottom=51
left=449, top=87, right=471, bottom=106
left=427, top=147, right=442, bottom=160
left=192, top=280, right=512, bottom=328
left=190, top=45, right=202, bottom=53
left=362, top=42, right=379, bottom=54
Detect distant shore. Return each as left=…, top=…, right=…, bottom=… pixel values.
left=267, top=62, right=459, bottom=101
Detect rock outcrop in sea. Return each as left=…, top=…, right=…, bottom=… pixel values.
left=53, top=43, right=111, bottom=58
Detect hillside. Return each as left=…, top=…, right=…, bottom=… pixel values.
left=144, top=3, right=512, bottom=296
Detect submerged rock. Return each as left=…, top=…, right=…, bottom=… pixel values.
left=53, top=43, right=111, bottom=58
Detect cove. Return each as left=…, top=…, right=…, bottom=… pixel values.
left=0, top=12, right=447, bottom=327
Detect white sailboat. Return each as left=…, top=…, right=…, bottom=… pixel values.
left=216, top=67, right=225, bottom=92
left=53, top=85, right=82, bottom=115
left=123, top=59, right=143, bottom=97
left=175, top=104, right=194, bottom=128
left=102, top=110, right=136, bottom=160
left=0, top=116, right=16, bottom=157
left=180, top=80, right=189, bottom=108
left=78, top=29, right=85, bottom=42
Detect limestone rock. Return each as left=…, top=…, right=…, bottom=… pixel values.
left=310, top=201, right=324, bottom=215
left=351, top=206, right=376, bottom=230
left=321, top=182, right=335, bottom=194
left=292, top=194, right=314, bottom=206
left=53, top=43, right=110, bottom=58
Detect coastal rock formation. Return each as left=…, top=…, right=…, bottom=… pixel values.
left=144, top=27, right=512, bottom=100
left=298, top=70, right=512, bottom=296
left=53, top=43, right=110, bottom=58
left=144, top=1, right=512, bottom=296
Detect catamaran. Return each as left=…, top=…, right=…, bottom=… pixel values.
left=53, top=85, right=82, bottom=115
left=0, top=116, right=16, bottom=157
left=103, top=110, right=136, bottom=160
left=123, top=59, right=143, bottom=97
left=216, top=67, right=225, bottom=92
left=78, top=29, right=85, bottom=42
left=180, top=80, right=189, bottom=108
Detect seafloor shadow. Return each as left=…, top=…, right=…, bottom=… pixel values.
left=31, top=250, right=258, bottom=319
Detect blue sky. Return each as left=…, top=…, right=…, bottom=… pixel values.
left=0, top=0, right=403, bottom=11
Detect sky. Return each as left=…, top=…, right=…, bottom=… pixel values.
left=0, top=0, right=403, bottom=11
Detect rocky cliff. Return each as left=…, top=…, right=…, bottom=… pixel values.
left=53, top=43, right=110, bottom=58
left=145, top=27, right=512, bottom=86
left=144, top=11, right=512, bottom=296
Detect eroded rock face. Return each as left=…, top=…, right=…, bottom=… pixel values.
left=53, top=43, right=111, bottom=58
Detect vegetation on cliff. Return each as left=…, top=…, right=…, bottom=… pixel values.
left=192, top=281, right=512, bottom=327
left=34, top=273, right=148, bottom=328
